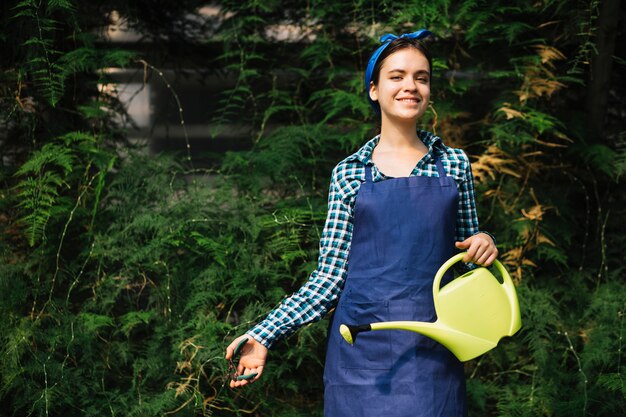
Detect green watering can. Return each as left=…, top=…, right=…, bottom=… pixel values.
left=340, top=252, right=522, bottom=362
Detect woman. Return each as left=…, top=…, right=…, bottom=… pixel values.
left=226, top=29, right=498, bottom=416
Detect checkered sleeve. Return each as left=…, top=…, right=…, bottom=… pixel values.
left=455, top=150, right=480, bottom=241
left=246, top=165, right=354, bottom=349
left=455, top=150, right=496, bottom=244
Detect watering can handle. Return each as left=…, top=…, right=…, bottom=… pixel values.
left=432, top=252, right=516, bottom=297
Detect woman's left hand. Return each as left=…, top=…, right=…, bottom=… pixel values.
left=455, top=233, right=498, bottom=266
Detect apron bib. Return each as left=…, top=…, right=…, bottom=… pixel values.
left=324, top=159, right=467, bottom=417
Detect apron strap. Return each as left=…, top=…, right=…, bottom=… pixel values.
left=364, top=164, right=373, bottom=183
left=434, top=157, right=449, bottom=185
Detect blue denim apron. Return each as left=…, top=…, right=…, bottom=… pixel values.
left=324, top=159, right=467, bottom=417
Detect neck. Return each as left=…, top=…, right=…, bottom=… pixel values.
left=378, top=116, right=421, bottom=149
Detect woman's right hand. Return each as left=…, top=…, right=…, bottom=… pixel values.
left=225, top=335, right=268, bottom=388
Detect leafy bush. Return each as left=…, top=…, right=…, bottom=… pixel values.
left=1, top=0, right=624, bottom=416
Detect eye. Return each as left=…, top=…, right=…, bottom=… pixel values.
left=390, top=76, right=402, bottom=80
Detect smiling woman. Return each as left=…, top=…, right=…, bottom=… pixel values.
left=369, top=48, right=431, bottom=125
left=368, top=47, right=432, bottom=178
left=226, top=30, right=498, bottom=417
left=366, top=31, right=433, bottom=115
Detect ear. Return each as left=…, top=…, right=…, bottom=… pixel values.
left=369, top=81, right=378, bottom=102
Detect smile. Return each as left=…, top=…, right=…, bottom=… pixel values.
left=397, top=98, right=420, bottom=103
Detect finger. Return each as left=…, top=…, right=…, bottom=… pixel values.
left=475, top=241, right=498, bottom=265
left=462, top=244, right=473, bottom=262
left=475, top=249, right=491, bottom=265
left=236, top=367, right=252, bottom=385
left=230, top=374, right=245, bottom=388
left=230, top=366, right=264, bottom=388
left=236, top=361, right=245, bottom=377
left=231, top=373, right=250, bottom=388
left=232, top=378, right=248, bottom=388
left=230, top=378, right=247, bottom=388
left=245, top=368, right=259, bottom=382
left=225, top=335, right=245, bottom=360
left=465, top=241, right=479, bottom=263
left=472, top=244, right=489, bottom=264
left=475, top=242, right=487, bottom=258
left=225, top=344, right=234, bottom=360
left=484, top=251, right=498, bottom=267
left=240, top=367, right=257, bottom=386
left=252, top=365, right=264, bottom=381
left=456, top=238, right=470, bottom=249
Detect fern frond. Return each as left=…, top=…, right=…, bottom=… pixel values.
left=15, top=143, right=74, bottom=176
left=30, top=63, right=65, bottom=107
left=14, top=172, right=65, bottom=246
left=78, top=101, right=109, bottom=119
left=11, top=132, right=101, bottom=246
left=597, top=373, right=626, bottom=396
left=58, top=131, right=96, bottom=145
left=48, top=0, right=75, bottom=11
left=119, top=311, right=154, bottom=336
left=79, top=312, right=114, bottom=334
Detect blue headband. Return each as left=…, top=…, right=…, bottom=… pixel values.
left=365, top=29, right=433, bottom=115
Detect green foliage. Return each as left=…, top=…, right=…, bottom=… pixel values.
left=1, top=0, right=625, bottom=416
left=12, top=0, right=75, bottom=106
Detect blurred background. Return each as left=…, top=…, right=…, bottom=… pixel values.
left=1, top=1, right=624, bottom=416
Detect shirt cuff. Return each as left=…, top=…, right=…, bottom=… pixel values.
left=246, top=323, right=277, bottom=350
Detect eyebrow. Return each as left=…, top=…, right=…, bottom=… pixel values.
left=387, top=69, right=430, bottom=75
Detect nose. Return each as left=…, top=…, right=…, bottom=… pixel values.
left=402, top=77, right=418, bottom=91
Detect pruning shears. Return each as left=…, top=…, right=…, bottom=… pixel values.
left=228, top=337, right=259, bottom=381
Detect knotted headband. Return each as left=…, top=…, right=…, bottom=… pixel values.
left=365, top=29, right=433, bottom=114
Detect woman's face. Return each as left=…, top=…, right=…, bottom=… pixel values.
left=369, top=47, right=430, bottom=122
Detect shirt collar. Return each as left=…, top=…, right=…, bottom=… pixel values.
left=347, top=129, right=446, bottom=164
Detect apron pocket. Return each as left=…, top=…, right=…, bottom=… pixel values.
left=339, top=300, right=392, bottom=370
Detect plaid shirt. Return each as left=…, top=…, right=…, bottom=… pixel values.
left=247, top=130, right=493, bottom=348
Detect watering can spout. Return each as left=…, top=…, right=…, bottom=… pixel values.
left=340, top=322, right=499, bottom=362
left=339, top=253, right=522, bottom=362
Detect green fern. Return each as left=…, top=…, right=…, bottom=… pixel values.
left=597, top=373, right=626, bottom=396
left=13, top=131, right=113, bottom=247
left=13, top=1, right=71, bottom=107
left=14, top=143, right=74, bottom=246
